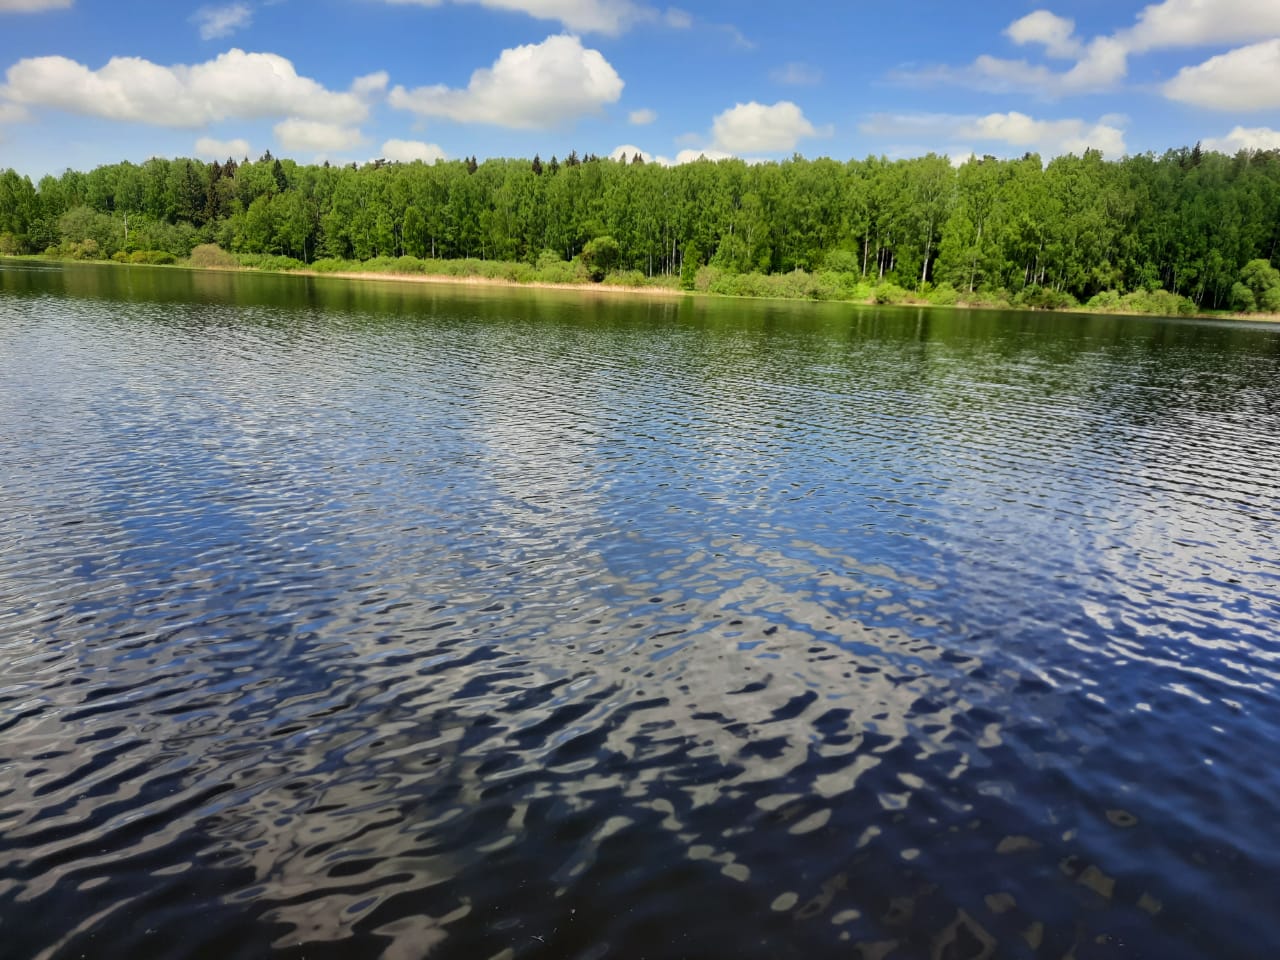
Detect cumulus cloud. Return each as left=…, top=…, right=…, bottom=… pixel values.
left=674, top=148, right=733, bottom=164
left=609, top=144, right=742, bottom=166
left=1, top=49, right=379, bottom=127
left=863, top=111, right=1127, bottom=159
left=962, top=111, right=1126, bottom=157
left=388, top=34, right=622, bottom=128
left=193, top=3, right=252, bottom=40
left=906, top=34, right=1127, bottom=97
left=0, top=0, right=72, bottom=11
left=352, top=71, right=390, bottom=97
left=896, top=0, right=1280, bottom=100
left=1006, top=10, right=1082, bottom=59
left=1124, top=0, right=1280, bottom=51
left=609, top=143, right=656, bottom=162
left=274, top=119, right=364, bottom=153
left=383, top=0, right=648, bottom=35
left=381, top=138, right=447, bottom=162
left=195, top=136, right=250, bottom=159
left=709, top=101, right=819, bottom=153
left=0, top=101, right=28, bottom=123
left=1201, top=126, right=1280, bottom=154
left=1164, top=39, right=1280, bottom=111
left=628, top=107, right=656, bottom=125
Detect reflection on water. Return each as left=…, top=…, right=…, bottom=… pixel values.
left=2, top=261, right=1279, bottom=959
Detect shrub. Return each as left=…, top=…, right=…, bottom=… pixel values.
left=188, top=244, right=240, bottom=269
left=928, top=282, right=959, bottom=306
left=823, top=249, right=861, bottom=273
left=129, top=250, right=176, bottom=265
left=309, top=258, right=360, bottom=273
left=680, top=248, right=700, bottom=290
left=1014, top=285, right=1079, bottom=310
left=604, top=269, right=648, bottom=287
left=873, top=283, right=909, bottom=304
left=237, top=253, right=305, bottom=271
left=533, top=256, right=582, bottom=284
left=1086, top=289, right=1122, bottom=311
left=581, top=235, right=621, bottom=281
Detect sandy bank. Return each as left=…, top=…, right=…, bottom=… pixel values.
left=293, top=268, right=686, bottom=298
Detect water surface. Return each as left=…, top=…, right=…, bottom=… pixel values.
left=2, top=262, right=1279, bottom=959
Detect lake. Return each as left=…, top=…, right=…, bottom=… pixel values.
left=2, top=261, right=1278, bottom=960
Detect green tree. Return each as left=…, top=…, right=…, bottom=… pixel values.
left=581, top=234, right=621, bottom=281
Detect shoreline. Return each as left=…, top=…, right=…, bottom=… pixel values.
left=5, top=254, right=1280, bottom=323
left=295, top=268, right=686, bottom=298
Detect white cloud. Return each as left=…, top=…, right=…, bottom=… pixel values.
left=932, top=34, right=1127, bottom=96
left=608, top=144, right=739, bottom=166
left=1201, top=126, right=1280, bottom=154
left=1, top=49, right=377, bottom=127
left=862, top=111, right=1127, bottom=159
left=663, top=6, right=690, bottom=28
left=1164, top=39, right=1280, bottom=111
left=962, top=111, right=1126, bottom=157
left=1006, top=10, right=1082, bottom=59
left=275, top=119, right=364, bottom=153
left=195, top=136, right=250, bottom=159
left=628, top=107, right=656, bottom=125
left=193, top=3, right=252, bottom=40
left=709, top=101, right=818, bottom=153
left=609, top=143, right=654, bottom=162
left=383, top=0, right=647, bottom=35
left=381, top=138, right=447, bottom=163
left=352, top=71, right=390, bottom=97
left=674, top=148, right=733, bottom=164
left=0, top=0, right=71, bottom=11
left=902, top=0, right=1280, bottom=100
left=388, top=34, right=623, bottom=129
left=1125, top=0, right=1280, bottom=51
left=771, top=62, right=822, bottom=85
left=0, top=101, right=29, bottom=122
left=717, top=23, right=754, bottom=50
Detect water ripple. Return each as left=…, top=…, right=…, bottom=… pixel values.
left=2, top=265, right=1279, bottom=959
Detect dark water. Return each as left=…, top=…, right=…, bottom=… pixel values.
left=2, top=261, right=1279, bottom=960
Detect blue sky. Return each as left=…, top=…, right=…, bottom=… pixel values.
left=0, top=0, right=1278, bottom=177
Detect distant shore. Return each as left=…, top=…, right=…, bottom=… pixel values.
left=295, top=268, right=686, bottom=298
left=4, top=254, right=1279, bottom=323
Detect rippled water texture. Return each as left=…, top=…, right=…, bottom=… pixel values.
left=2, top=262, right=1279, bottom=960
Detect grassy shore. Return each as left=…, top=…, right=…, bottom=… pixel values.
left=298, top=268, right=685, bottom=298
left=6, top=251, right=1278, bottom=323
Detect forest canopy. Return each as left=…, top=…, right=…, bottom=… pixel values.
left=2, top=145, right=1279, bottom=311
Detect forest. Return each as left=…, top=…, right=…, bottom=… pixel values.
left=2, top=144, right=1280, bottom=313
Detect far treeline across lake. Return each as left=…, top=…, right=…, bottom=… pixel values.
left=2, top=145, right=1280, bottom=315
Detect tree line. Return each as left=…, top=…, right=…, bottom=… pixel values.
left=1, top=144, right=1279, bottom=310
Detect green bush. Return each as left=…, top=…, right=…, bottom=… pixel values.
left=1229, top=282, right=1256, bottom=312
left=128, top=250, right=177, bottom=265
left=1086, top=289, right=1122, bottom=311
left=823, top=249, right=861, bottom=273
left=928, top=282, right=959, bottom=306
left=604, top=269, right=648, bottom=287
left=237, top=253, right=305, bottom=271
left=533, top=257, right=582, bottom=284
left=187, top=243, right=239, bottom=269
left=873, top=283, right=909, bottom=304
left=582, top=235, right=621, bottom=281
left=1014, top=285, right=1079, bottom=310
left=308, top=258, right=360, bottom=273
